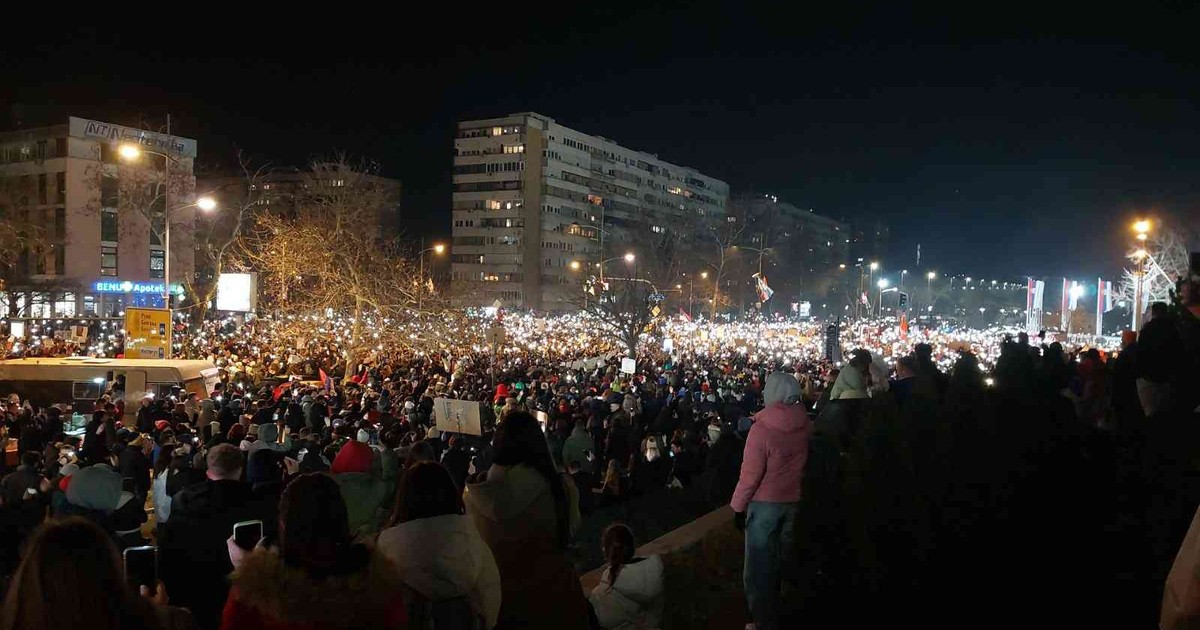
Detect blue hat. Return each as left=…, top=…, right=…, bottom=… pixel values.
left=736, top=416, right=754, bottom=437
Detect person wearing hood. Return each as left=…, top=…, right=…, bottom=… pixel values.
left=828, top=352, right=870, bottom=400
left=377, top=461, right=500, bottom=628
left=245, top=422, right=293, bottom=455
left=731, top=371, right=812, bottom=630
left=330, top=440, right=397, bottom=539
left=463, top=411, right=590, bottom=629
left=221, top=473, right=408, bottom=630
left=589, top=523, right=665, bottom=630
left=705, top=419, right=745, bottom=507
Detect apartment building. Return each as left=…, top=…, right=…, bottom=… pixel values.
left=451, top=112, right=729, bottom=310
left=0, top=117, right=197, bottom=318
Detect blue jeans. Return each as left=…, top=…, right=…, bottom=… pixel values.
left=744, top=501, right=799, bottom=630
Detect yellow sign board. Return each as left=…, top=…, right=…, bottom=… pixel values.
left=124, top=308, right=171, bottom=359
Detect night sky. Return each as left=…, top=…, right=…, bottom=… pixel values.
left=3, top=2, right=1197, bottom=281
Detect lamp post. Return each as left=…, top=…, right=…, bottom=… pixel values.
left=417, top=238, right=445, bottom=311
left=117, top=143, right=216, bottom=311
left=597, top=252, right=635, bottom=284
left=876, top=278, right=889, bottom=317
left=1132, top=219, right=1152, bottom=330
left=926, top=271, right=936, bottom=318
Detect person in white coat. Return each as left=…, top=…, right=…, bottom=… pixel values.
left=376, top=461, right=501, bottom=629
left=589, top=523, right=664, bottom=630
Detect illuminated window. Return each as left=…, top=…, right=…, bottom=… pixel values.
left=586, top=194, right=603, bottom=206
left=486, top=200, right=501, bottom=210
left=667, top=186, right=683, bottom=196
left=503, top=144, right=525, bottom=154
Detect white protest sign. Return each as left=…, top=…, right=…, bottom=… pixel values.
left=433, top=397, right=483, bottom=436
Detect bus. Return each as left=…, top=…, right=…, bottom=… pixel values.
left=0, top=357, right=220, bottom=424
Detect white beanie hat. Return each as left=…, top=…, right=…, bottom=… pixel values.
left=356, top=429, right=370, bottom=443
left=763, top=371, right=802, bottom=405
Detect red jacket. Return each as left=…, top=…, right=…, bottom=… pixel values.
left=220, top=549, right=407, bottom=630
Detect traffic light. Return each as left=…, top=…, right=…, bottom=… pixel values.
left=898, top=291, right=909, bottom=311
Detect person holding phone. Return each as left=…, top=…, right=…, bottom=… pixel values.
left=0, top=517, right=196, bottom=630
left=221, top=474, right=409, bottom=630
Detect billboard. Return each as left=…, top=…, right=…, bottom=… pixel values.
left=124, top=308, right=171, bottom=359
left=216, top=273, right=257, bottom=312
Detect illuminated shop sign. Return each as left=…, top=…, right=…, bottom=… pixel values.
left=92, top=280, right=183, bottom=295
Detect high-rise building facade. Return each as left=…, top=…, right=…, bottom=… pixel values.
left=451, top=112, right=729, bottom=310
left=0, top=117, right=197, bottom=318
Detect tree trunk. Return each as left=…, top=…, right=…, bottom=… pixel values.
left=343, top=294, right=364, bottom=382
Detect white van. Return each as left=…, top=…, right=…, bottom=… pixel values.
left=0, top=357, right=220, bottom=423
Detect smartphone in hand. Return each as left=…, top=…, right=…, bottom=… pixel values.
left=124, top=545, right=158, bottom=590
left=232, top=520, right=263, bottom=551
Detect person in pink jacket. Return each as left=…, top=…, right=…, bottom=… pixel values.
left=731, top=370, right=811, bottom=630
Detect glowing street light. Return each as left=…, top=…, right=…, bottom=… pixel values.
left=1133, top=219, right=1151, bottom=235
left=569, top=260, right=581, bottom=270
left=927, top=271, right=936, bottom=280
left=623, top=252, right=636, bottom=263
left=700, top=271, right=709, bottom=279
left=869, top=261, right=879, bottom=271
left=877, top=279, right=889, bottom=289
left=118, top=142, right=217, bottom=307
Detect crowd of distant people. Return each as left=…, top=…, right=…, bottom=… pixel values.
left=0, top=297, right=1196, bottom=629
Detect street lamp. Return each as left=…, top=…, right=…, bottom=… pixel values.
left=569, top=260, right=581, bottom=271
left=416, top=239, right=446, bottom=311
left=877, top=278, right=889, bottom=317
left=623, top=252, right=635, bottom=263
left=925, top=271, right=936, bottom=317
left=118, top=143, right=216, bottom=309
left=1132, top=219, right=1153, bottom=329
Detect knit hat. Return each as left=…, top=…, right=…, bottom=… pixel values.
left=331, top=440, right=373, bottom=474
left=66, top=464, right=122, bottom=513
left=737, top=416, right=754, bottom=437
left=763, top=372, right=802, bottom=406
left=356, top=429, right=370, bottom=443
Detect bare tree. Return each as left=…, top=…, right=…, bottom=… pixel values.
left=699, top=210, right=747, bottom=318
left=0, top=177, right=46, bottom=283
left=578, top=277, right=656, bottom=358
left=181, top=154, right=268, bottom=323
left=1114, top=223, right=1197, bottom=308
left=238, top=157, right=424, bottom=377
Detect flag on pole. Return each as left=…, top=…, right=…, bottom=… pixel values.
left=752, top=273, right=774, bottom=302
left=678, top=308, right=692, bottom=323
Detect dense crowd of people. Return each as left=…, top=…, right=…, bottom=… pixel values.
left=0, top=295, right=1196, bottom=628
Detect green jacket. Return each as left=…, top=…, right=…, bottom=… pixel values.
left=561, top=427, right=595, bottom=474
